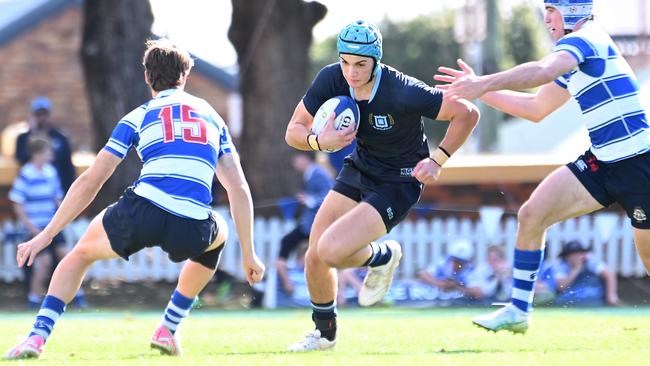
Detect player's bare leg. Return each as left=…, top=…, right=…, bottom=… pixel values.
left=633, top=229, right=650, bottom=274
left=5, top=211, right=119, bottom=360
left=290, top=191, right=395, bottom=351
left=474, top=167, right=602, bottom=333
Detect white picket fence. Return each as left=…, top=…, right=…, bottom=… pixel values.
left=0, top=210, right=646, bottom=305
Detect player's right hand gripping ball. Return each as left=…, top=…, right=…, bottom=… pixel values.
left=311, top=96, right=360, bottom=152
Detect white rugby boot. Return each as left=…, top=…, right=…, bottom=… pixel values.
left=358, top=240, right=402, bottom=307
left=287, top=330, right=336, bottom=352
left=472, top=304, right=530, bottom=334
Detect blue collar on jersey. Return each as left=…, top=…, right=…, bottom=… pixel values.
left=349, top=65, right=382, bottom=104
left=155, top=88, right=181, bottom=99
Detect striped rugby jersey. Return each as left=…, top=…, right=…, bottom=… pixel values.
left=9, top=163, right=63, bottom=229
left=554, top=21, right=650, bottom=163
left=104, top=88, right=235, bottom=220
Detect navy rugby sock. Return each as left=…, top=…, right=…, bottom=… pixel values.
left=363, top=241, right=393, bottom=267
left=311, top=300, right=337, bottom=341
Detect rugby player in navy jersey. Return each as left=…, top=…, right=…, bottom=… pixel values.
left=436, top=0, right=650, bottom=333
left=5, top=39, right=265, bottom=359
left=285, top=20, right=480, bottom=351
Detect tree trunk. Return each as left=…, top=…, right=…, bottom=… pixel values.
left=80, top=0, right=153, bottom=215
left=478, top=0, right=503, bottom=152
left=229, top=0, right=326, bottom=214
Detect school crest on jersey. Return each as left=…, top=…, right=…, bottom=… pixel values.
left=368, top=113, right=395, bottom=131
left=633, top=207, right=647, bottom=223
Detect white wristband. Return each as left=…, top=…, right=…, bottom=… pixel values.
left=430, top=147, right=450, bottom=166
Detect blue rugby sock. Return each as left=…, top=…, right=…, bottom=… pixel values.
left=511, top=249, right=544, bottom=313
left=29, top=295, right=66, bottom=341
left=161, top=290, right=194, bottom=334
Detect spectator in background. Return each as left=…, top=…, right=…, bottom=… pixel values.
left=552, top=240, right=619, bottom=306
left=337, top=268, right=365, bottom=307
left=478, top=245, right=512, bottom=303
left=276, top=152, right=333, bottom=295
left=327, top=141, right=356, bottom=174
left=15, top=97, right=75, bottom=193
left=9, top=137, right=85, bottom=308
left=534, top=246, right=557, bottom=305
left=276, top=243, right=312, bottom=308
left=418, top=239, right=492, bottom=303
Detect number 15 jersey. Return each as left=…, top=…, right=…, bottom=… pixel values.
left=104, top=88, right=235, bottom=220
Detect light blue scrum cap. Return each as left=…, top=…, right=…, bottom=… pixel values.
left=337, top=20, right=383, bottom=73
left=544, top=0, right=593, bottom=31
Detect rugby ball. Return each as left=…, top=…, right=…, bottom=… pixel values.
left=311, top=96, right=360, bottom=135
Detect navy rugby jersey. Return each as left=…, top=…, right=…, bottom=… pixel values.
left=303, top=63, right=443, bottom=182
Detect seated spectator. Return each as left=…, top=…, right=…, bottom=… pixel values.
left=552, top=240, right=619, bottom=306
left=418, top=239, right=492, bottom=303
left=477, top=245, right=512, bottom=303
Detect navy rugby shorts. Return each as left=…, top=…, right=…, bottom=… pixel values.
left=333, top=160, right=423, bottom=232
left=102, top=188, right=218, bottom=262
left=567, top=150, right=650, bottom=229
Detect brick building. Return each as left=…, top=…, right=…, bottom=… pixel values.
left=0, top=0, right=239, bottom=154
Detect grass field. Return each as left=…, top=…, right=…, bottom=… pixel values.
left=1, top=307, right=649, bottom=365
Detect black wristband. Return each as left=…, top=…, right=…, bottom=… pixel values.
left=315, top=135, right=322, bottom=151
left=438, top=146, right=451, bottom=158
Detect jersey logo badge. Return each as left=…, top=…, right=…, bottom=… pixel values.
left=386, top=207, right=394, bottom=220
left=574, top=159, right=588, bottom=172
left=400, top=168, right=413, bottom=177
left=633, top=207, right=647, bottom=223
left=369, top=114, right=394, bottom=131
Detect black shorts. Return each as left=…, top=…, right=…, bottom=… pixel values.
left=102, top=188, right=218, bottom=262
left=567, top=150, right=650, bottom=229
left=333, top=160, right=423, bottom=232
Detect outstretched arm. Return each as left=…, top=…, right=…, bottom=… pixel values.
left=216, top=152, right=265, bottom=285
left=16, top=150, right=121, bottom=266
left=480, top=83, right=571, bottom=122
left=435, top=52, right=578, bottom=101
left=436, top=59, right=572, bottom=122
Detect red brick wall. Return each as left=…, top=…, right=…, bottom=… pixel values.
left=0, top=6, right=233, bottom=155
left=0, top=7, right=91, bottom=151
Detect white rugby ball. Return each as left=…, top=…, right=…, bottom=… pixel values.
left=311, top=96, right=360, bottom=135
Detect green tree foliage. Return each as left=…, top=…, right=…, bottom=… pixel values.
left=504, top=4, right=551, bottom=67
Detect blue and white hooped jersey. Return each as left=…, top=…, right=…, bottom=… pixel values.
left=9, top=163, right=63, bottom=229
left=554, top=21, right=650, bottom=163
left=104, top=88, right=236, bottom=220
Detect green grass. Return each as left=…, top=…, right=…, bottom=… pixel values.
left=1, top=307, right=650, bottom=365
